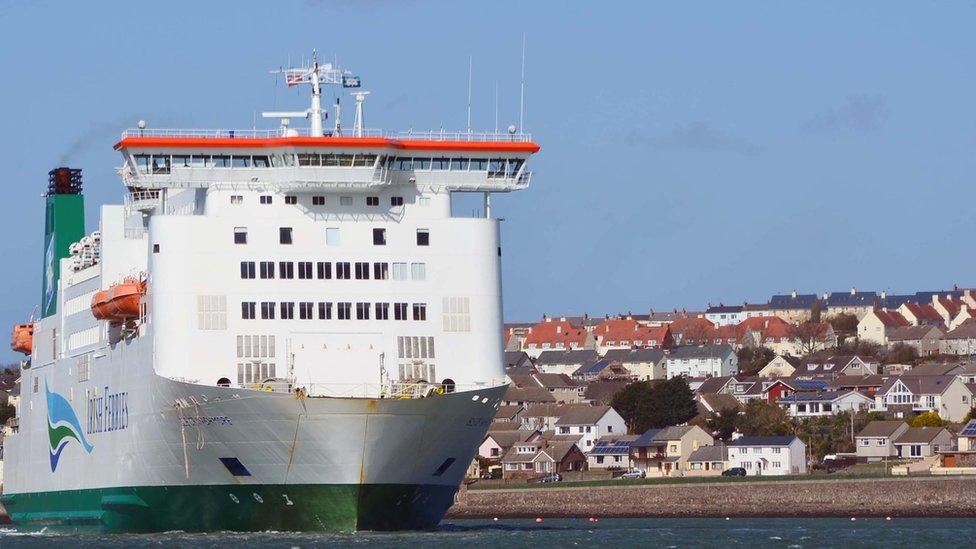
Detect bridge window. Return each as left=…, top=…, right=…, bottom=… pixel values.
left=231, top=156, right=250, bottom=168
left=252, top=156, right=270, bottom=168
left=470, top=158, right=488, bottom=171
left=353, top=154, right=376, bottom=167
left=173, top=155, right=190, bottom=168
left=414, top=158, right=431, bottom=170
left=298, top=153, right=320, bottom=166
left=213, top=155, right=231, bottom=168
left=151, top=155, right=171, bottom=174
left=449, top=158, right=468, bottom=170
left=135, top=154, right=150, bottom=173
left=488, top=159, right=506, bottom=178
left=431, top=158, right=450, bottom=170
left=191, top=155, right=210, bottom=168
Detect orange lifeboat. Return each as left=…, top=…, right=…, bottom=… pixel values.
left=91, top=279, right=147, bottom=323
left=11, top=322, right=34, bottom=355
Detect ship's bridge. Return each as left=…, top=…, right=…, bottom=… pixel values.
left=115, top=128, right=539, bottom=193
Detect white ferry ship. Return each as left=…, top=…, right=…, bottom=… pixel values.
left=2, top=54, right=539, bottom=531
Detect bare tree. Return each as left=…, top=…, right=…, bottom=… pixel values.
left=789, top=321, right=829, bottom=356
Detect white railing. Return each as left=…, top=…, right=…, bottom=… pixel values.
left=120, top=128, right=534, bottom=143
left=265, top=380, right=507, bottom=400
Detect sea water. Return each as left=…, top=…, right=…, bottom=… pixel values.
left=1, top=517, right=974, bottom=547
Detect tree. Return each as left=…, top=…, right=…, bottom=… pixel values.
left=737, top=346, right=775, bottom=376
left=885, top=343, right=918, bottom=365
left=611, top=378, right=698, bottom=434
left=0, top=403, right=13, bottom=425
left=828, top=313, right=859, bottom=334
left=738, top=400, right=790, bottom=436
left=910, top=411, right=947, bottom=427
left=963, top=406, right=976, bottom=424
left=707, top=406, right=741, bottom=441
left=788, top=321, right=829, bottom=356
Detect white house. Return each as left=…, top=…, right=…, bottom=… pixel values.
left=704, top=305, right=747, bottom=326
left=727, top=436, right=807, bottom=476
left=553, top=405, right=627, bottom=452
left=777, top=390, right=874, bottom=418
left=855, top=421, right=910, bottom=461
left=873, top=375, right=972, bottom=422
left=665, top=344, right=738, bottom=379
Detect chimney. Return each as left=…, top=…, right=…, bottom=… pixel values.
left=556, top=325, right=562, bottom=334
left=542, top=313, right=549, bottom=322
left=851, top=287, right=857, bottom=295
left=791, top=289, right=797, bottom=299
left=881, top=290, right=887, bottom=299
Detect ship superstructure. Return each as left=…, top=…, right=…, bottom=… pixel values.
left=2, top=54, right=539, bottom=532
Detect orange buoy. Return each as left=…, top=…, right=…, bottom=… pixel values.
left=10, top=322, right=34, bottom=355
left=91, top=279, right=146, bottom=322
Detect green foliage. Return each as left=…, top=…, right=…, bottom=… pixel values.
left=866, top=411, right=887, bottom=421
left=736, top=346, right=775, bottom=376
left=738, top=400, right=791, bottom=436
left=611, top=378, right=698, bottom=434
left=885, top=343, right=918, bottom=365
left=963, top=406, right=976, bottom=424
left=828, top=313, right=859, bottom=334
left=707, top=406, right=740, bottom=441
left=910, top=411, right=947, bottom=427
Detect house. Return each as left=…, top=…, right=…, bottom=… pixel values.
left=508, top=372, right=585, bottom=403
left=827, top=374, right=886, bottom=396
left=727, top=436, right=807, bottom=475
left=583, top=380, right=630, bottom=406
left=768, top=291, right=818, bottom=323
left=897, top=302, right=945, bottom=328
left=665, top=344, right=738, bottom=379
left=887, top=325, right=944, bottom=356
left=777, top=390, right=873, bottom=418
left=534, top=349, right=601, bottom=376
left=593, top=317, right=674, bottom=353
left=705, top=304, right=746, bottom=326
left=504, top=350, right=533, bottom=370
left=758, top=355, right=803, bottom=378
left=933, top=295, right=967, bottom=326
left=795, top=355, right=878, bottom=378
left=739, top=316, right=836, bottom=357
left=586, top=435, right=640, bottom=470
left=685, top=443, right=728, bottom=476
left=479, top=428, right=542, bottom=461
left=571, top=359, right=613, bottom=382
left=492, top=404, right=525, bottom=423
left=697, top=392, right=742, bottom=415
left=521, top=403, right=578, bottom=431
left=825, top=289, right=878, bottom=319
left=892, top=427, right=953, bottom=459
left=522, top=317, right=592, bottom=358
left=858, top=309, right=910, bottom=345
left=502, top=385, right=556, bottom=406
left=602, top=348, right=666, bottom=381
left=874, top=375, right=972, bottom=422
left=957, top=419, right=976, bottom=451
left=692, top=375, right=737, bottom=395
left=627, top=425, right=715, bottom=477
left=855, top=421, right=909, bottom=461
left=500, top=440, right=586, bottom=480
left=668, top=317, right=716, bottom=346
left=553, top=405, right=627, bottom=451
left=941, top=322, right=976, bottom=356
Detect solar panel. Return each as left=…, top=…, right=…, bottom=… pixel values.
left=961, top=420, right=976, bottom=437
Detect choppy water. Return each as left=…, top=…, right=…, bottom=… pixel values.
left=2, top=517, right=975, bottom=547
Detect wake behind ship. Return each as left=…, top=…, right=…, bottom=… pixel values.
left=2, top=54, right=539, bottom=532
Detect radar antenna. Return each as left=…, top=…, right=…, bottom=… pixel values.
left=265, top=50, right=362, bottom=137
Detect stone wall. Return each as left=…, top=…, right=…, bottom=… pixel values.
left=448, top=477, right=976, bottom=518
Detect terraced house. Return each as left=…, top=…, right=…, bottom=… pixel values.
left=665, top=344, right=738, bottom=379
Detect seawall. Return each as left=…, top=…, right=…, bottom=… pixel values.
left=447, top=477, right=976, bottom=518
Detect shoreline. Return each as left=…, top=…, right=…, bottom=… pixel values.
left=447, top=476, right=976, bottom=519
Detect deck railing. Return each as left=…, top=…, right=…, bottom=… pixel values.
left=120, top=128, right=534, bottom=142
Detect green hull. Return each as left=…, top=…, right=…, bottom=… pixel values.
left=1, top=483, right=458, bottom=532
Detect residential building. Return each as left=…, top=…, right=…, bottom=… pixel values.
left=897, top=302, right=945, bottom=328
left=502, top=385, right=556, bottom=406
left=892, top=427, right=952, bottom=459
left=504, top=350, right=533, bottom=369
left=795, top=355, right=878, bottom=378
left=858, top=309, right=910, bottom=345
left=669, top=317, right=717, bottom=346
left=740, top=316, right=836, bottom=357
left=758, top=355, right=803, bottom=378
left=629, top=425, right=714, bottom=477
left=553, top=405, right=627, bottom=451
left=685, top=443, right=728, bottom=477
left=855, top=421, right=909, bottom=461
left=507, top=372, right=585, bottom=403
left=933, top=296, right=966, bottom=326
left=534, top=349, right=600, bottom=376
left=479, top=429, right=542, bottom=461
left=777, top=390, right=873, bottom=418
left=827, top=375, right=886, bottom=397
left=874, top=375, right=972, bottom=422
left=602, top=348, right=666, bottom=381
left=520, top=403, right=579, bottom=432
left=593, top=317, right=674, bottom=353
left=705, top=304, right=746, bottom=326
left=583, top=380, right=630, bottom=406
left=727, top=436, right=807, bottom=475
left=824, top=289, right=878, bottom=319
left=492, top=404, right=524, bottom=424
left=950, top=307, right=976, bottom=330
left=522, top=317, right=592, bottom=358
left=586, top=435, right=640, bottom=470
left=941, top=322, right=976, bottom=356
left=665, top=344, right=738, bottom=379
left=887, top=325, right=944, bottom=356
left=696, top=392, right=741, bottom=415
left=500, top=440, right=586, bottom=480
left=768, top=291, right=818, bottom=323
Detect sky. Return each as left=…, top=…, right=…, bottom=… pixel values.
left=0, top=1, right=974, bottom=362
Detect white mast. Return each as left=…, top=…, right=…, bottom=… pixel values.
left=309, top=53, right=324, bottom=137
left=265, top=51, right=362, bottom=137
left=519, top=33, right=526, bottom=132
left=352, top=91, right=370, bottom=137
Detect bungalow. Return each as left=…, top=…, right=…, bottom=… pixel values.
left=602, top=348, right=667, bottom=381
left=629, top=425, right=714, bottom=477
left=586, top=435, right=640, bottom=470
left=685, top=443, right=728, bottom=477
left=941, top=322, right=976, bottom=356
left=758, top=355, right=803, bottom=378
left=874, top=375, right=972, bottom=422
left=740, top=316, right=835, bottom=357
left=500, top=440, right=587, bottom=480
left=534, top=349, right=601, bottom=376
left=855, top=421, right=909, bottom=462
left=727, top=436, right=807, bottom=475
left=892, top=427, right=952, bottom=459
left=768, top=291, right=818, bottom=324
left=522, top=317, right=592, bottom=358
left=795, top=355, right=878, bottom=378
left=553, top=405, right=627, bottom=451
left=665, top=344, right=739, bottom=379
left=858, top=309, right=910, bottom=345
left=777, top=390, right=873, bottom=418
left=887, top=325, right=944, bottom=356
left=897, top=302, right=945, bottom=328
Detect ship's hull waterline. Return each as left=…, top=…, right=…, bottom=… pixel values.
left=3, top=374, right=505, bottom=532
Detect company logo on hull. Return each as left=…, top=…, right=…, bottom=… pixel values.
left=46, top=381, right=93, bottom=472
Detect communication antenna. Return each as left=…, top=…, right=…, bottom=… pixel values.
left=519, top=33, right=526, bottom=132
left=494, top=81, right=499, bottom=133
left=352, top=91, right=370, bottom=137
left=265, top=50, right=362, bottom=137
left=466, top=55, right=473, bottom=133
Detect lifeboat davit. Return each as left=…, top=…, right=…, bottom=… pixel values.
left=10, top=322, right=34, bottom=355
left=91, top=279, right=147, bottom=323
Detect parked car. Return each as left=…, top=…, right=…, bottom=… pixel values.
left=618, top=470, right=645, bottom=479
left=540, top=473, right=562, bottom=483
left=722, top=467, right=747, bottom=477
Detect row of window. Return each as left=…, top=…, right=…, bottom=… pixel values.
left=233, top=194, right=410, bottom=208
left=240, top=261, right=426, bottom=281
left=382, top=157, right=523, bottom=178
left=234, top=227, right=429, bottom=247
left=241, top=301, right=427, bottom=321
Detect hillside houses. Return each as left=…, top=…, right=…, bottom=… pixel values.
left=665, top=344, right=738, bottom=379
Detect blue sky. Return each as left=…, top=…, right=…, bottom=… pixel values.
left=1, top=1, right=974, bottom=362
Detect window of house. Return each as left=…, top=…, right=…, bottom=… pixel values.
left=416, top=229, right=430, bottom=246
left=259, top=261, right=275, bottom=279
left=279, top=227, right=293, bottom=245
left=260, top=302, right=276, bottom=319
left=278, top=261, right=294, bottom=279
left=285, top=195, right=297, bottom=205
left=230, top=195, right=243, bottom=204
left=392, top=262, right=408, bottom=280
left=336, top=262, right=351, bottom=279
left=375, top=302, right=389, bottom=320
left=394, top=302, right=408, bottom=320
left=391, top=196, right=404, bottom=207
left=356, top=302, right=370, bottom=320
left=373, top=262, right=389, bottom=280
left=240, top=261, right=256, bottom=279
left=373, top=228, right=386, bottom=246
left=326, top=227, right=340, bottom=246
left=312, top=196, right=325, bottom=206
left=340, top=196, right=353, bottom=206
left=316, top=261, right=332, bottom=279
left=318, top=302, right=333, bottom=320
left=410, top=262, right=426, bottom=281
left=366, top=196, right=379, bottom=206
left=337, top=302, right=352, bottom=320
left=234, top=227, right=247, bottom=244
left=354, top=262, right=370, bottom=280
left=260, top=195, right=272, bottom=205
left=241, top=302, right=256, bottom=320
left=412, top=303, right=427, bottom=321
left=299, top=302, right=313, bottom=320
